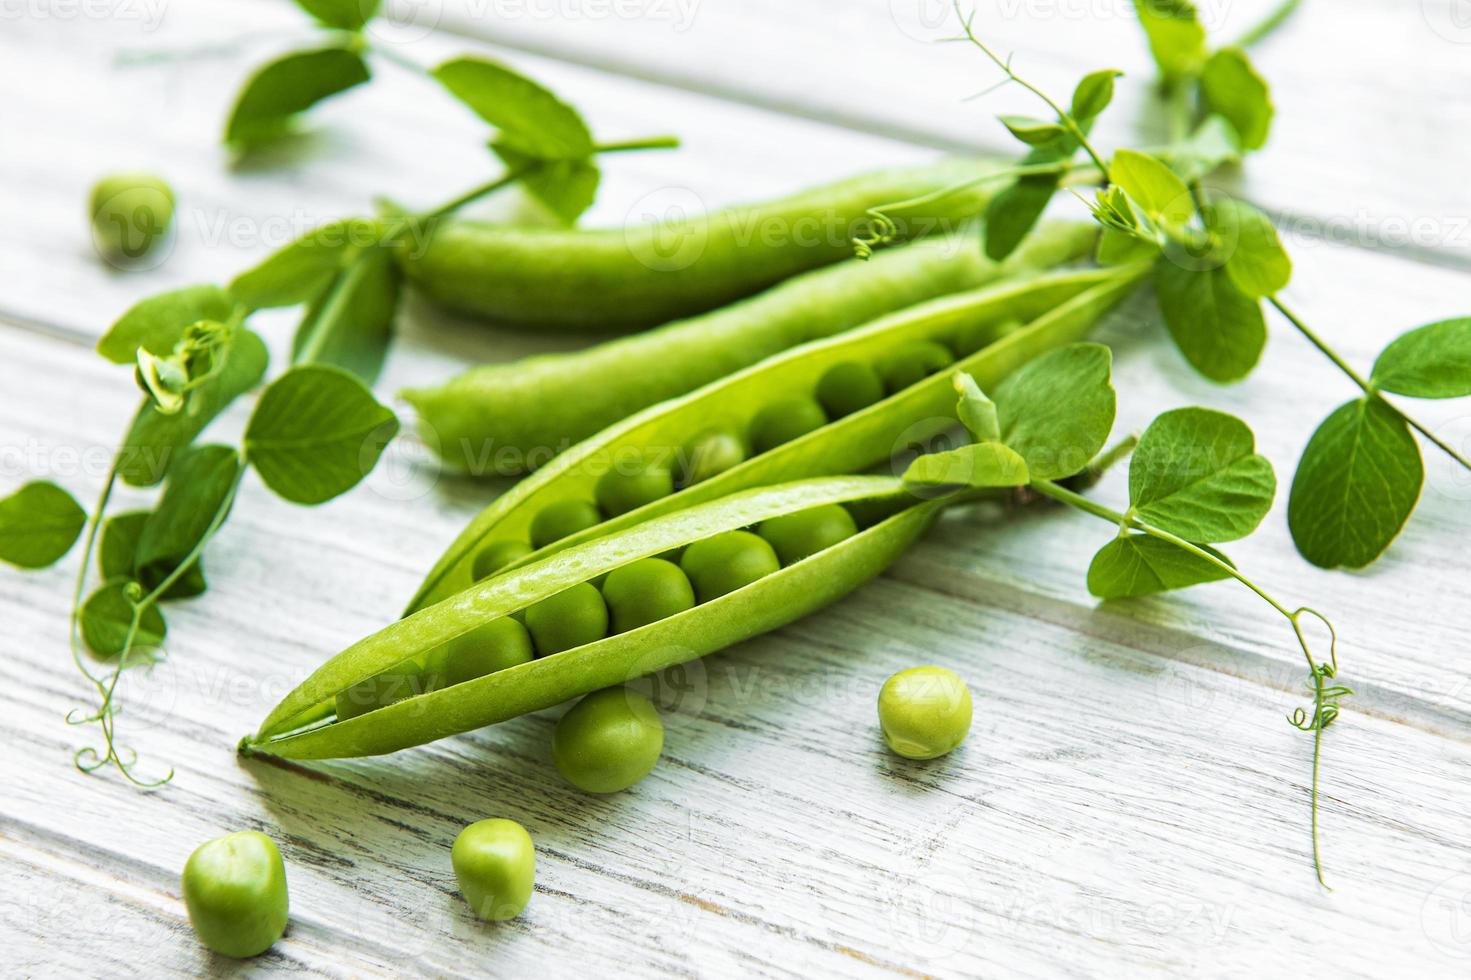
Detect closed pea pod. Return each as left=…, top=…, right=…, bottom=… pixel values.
left=399, top=158, right=1013, bottom=332
left=403, top=222, right=1098, bottom=474
left=409, top=262, right=1148, bottom=612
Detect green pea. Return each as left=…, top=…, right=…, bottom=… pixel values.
left=679, top=427, right=747, bottom=487
left=877, top=666, right=973, bottom=760
left=877, top=340, right=955, bottom=393
left=816, top=361, right=885, bottom=418
left=552, top=687, right=664, bottom=793
left=525, top=581, right=609, bottom=655
left=680, top=530, right=781, bottom=603
left=336, top=659, right=438, bottom=720
left=748, top=397, right=828, bottom=455
left=529, top=499, right=601, bottom=549
left=952, top=316, right=1022, bottom=358
left=472, top=540, right=534, bottom=581
left=452, top=819, right=535, bottom=921
left=601, top=558, right=696, bottom=633
left=90, top=173, right=174, bottom=262
left=181, top=831, right=289, bottom=959
left=595, top=456, right=674, bottom=517
left=436, top=617, right=535, bottom=686
left=758, top=504, right=858, bottom=566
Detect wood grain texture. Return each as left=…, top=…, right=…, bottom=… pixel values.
left=2, top=0, right=1470, bottom=977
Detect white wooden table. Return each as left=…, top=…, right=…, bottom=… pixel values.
left=4, top=1, right=1470, bottom=975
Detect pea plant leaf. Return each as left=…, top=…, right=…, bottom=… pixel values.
left=224, top=46, right=371, bottom=149
left=294, top=0, right=379, bottom=31
left=100, top=511, right=206, bottom=600
left=1087, top=533, right=1233, bottom=599
left=96, top=285, right=236, bottom=364
left=993, top=343, right=1116, bottom=480
left=1288, top=397, right=1424, bottom=569
left=954, top=373, right=1000, bottom=443
left=1170, top=115, right=1242, bottom=183
left=290, top=246, right=401, bottom=385
left=1128, top=407, right=1276, bottom=542
left=491, top=143, right=601, bottom=226
left=136, top=446, right=241, bottom=597
left=229, top=218, right=383, bottom=311
left=1370, top=318, right=1471, bottom=399
left=0, top=482, right=86, bottom=569
left=80, top=581, right=167, bottom=659
left=1154, top=261, right=1266, bottom=382
left=1131, top=0, right=1207, bottom=79
left=118, top=328, right=269, bottom=487
left=903, top=442, right=1031, bottom=490
left=1200, top=47, right=1274, bottom=151
left=1110, top=149, right=1194, bottom=231
left=1204, top=197, right=1291, bottom=298
left=244, top=365, right=399, bottom=504
left=1070, top=70, right=1122, bottom=126
left=984, top=167, right=1064, bottom=261
left=431, top=57, right=594, bottom=161
left=999, top=115, right=1068, bottom=147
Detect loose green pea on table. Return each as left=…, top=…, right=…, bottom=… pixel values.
left=453, top=819, right=537, bottom=922
left=878, top=666, right=974, bottom=760
left=181, top=831, right=289, bottom=959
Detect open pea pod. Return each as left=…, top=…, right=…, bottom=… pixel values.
left=408, top=262, right=1148, bottom=610
left=247, top=476, right=941, bottom=760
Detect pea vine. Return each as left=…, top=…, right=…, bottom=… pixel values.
left=861, top=1, right=1471, bottom=571
left=0, top=59, right=674, bottom=784
left=903, top=350, right=1346, bottom=886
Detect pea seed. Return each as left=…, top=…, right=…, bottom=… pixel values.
left=336, top=659, right=439, bottom=720
left=90, top=173, right=174, bottom=262
left=595, top=456, right=674, bottom=517
left=552, top=687, right=664, bottom=793
left=181, top=831, right=289, bottom=959
left=877, top=666, right=973, bottom=760
left=436, top=617, right=534, bottom=686
left=816, top=361, right=885, bottom=419
left=452, top=819, right=535, bottom=921
left=525, top=582, right=609, bottom=655
left=680, top=530, right=781, bottom=603
left=473, top=540, right=534, bottom=581
left=877, top=340, right=955, bottom=393
left=952, top=316, right=1022, bottom=358
left=601, top=558, right=696, bottom=633
left=529, top=499, right=601, bottom=549
left=679, top=427, right=747, bottom=487
left=748, top=396, right=828, bottom=454
left=758, top=504, right=858, bottom=565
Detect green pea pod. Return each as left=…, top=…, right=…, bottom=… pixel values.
left=246, top=476, right=940, bottom=759
left=408, top=263, right=1148, bottom=610
left=404, top=221, right=1098, bottom=474
left=400, top=158, right=1013, bottom=332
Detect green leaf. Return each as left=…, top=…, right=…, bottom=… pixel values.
left=135, top=446, right=239, bottom=597
left=244, top=365, right=399, bottom=504
left=1131, top=0, right=1207, bottom=78
left=431, top=57, right=593, bottom=160
left=1200, top=47, right=1274, bottom=151
left=294, top=0, right=379, bottom=30
left=492, top=143, right=601, bottom=226
left=1110, top=149, right=1193, bottom=230
left=954, top=373, right=1000, bottom=443
left=984, top=173, right=1060, bottom=261
left=1170, top=115, right=1242, bottom=183
left=100, top=511, right=206, bottom=600
left=0, top=482, right=85, bottom=568
left=1087, top=533, right=1233, bottom=599
left=1288, top=397, right=1424, bottom=568
left=1129, top=407, right=1276, bottom=542
left=1154, top=262, right=1266, bottom=382
left=80, top=581, right=167, bottom=658
left=1069, top=70, right=1122, bottom=126
left=119, top=328, right=269, bottom=487
left=96, top=285, right=236, bottom=364
left=1370, top=318, right=1471, bottom=398
left=999, top=115, right=1067, bottom=147
left=1097, top=227, right=1160, bottom=265
left=291, top=246, right=400, bottom=384
left=1204, top=197, right=1291, bottom=298
left=229, top=218, right=382, bottom=311
left=224, top=47, right=371, bottom=148
left=994, top=343, right=1116, bottom=480
left=902, top=442, right=1030, bottom=489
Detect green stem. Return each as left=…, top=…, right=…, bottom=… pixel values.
left=1063, top=433, right=1138, bottom=490
left=1233, top=0, right=1302, bottom=49
left=1269, top=296, right=1471, bottom=472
